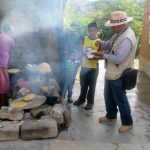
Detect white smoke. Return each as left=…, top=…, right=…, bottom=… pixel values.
left=0, top=0, right=61, bottom=37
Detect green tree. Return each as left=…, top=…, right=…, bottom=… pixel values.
left=65, top=0, right=144, bottom=57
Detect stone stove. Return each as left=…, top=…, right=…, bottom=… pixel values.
left=0, top=66, right=71, bottom=141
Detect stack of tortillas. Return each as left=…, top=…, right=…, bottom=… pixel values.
left=8, top=68, right=20, bottom=74
left=10, top=101, right=27, bottom=109
left=10, top=93, right=36, bottom=109
left=23, top=93, right=36, bottom=102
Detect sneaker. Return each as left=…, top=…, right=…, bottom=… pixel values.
left=84, top=104, right=93, bottom=110
left=73, top=100, right=85, bottom=106
left=118, top=125, right=133, bottom=133
left=99, top=116, right=117, bottom=124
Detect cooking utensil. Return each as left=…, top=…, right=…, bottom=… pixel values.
left=10, top=95, right=46, bottom=110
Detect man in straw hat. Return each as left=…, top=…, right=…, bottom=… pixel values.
left=94, top=11, right=137, bottom=133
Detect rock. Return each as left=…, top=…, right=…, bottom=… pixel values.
left=23, top=113, right=33, bottom=120
left=21, top=118, right=58, bottom=140
left=41, top=115, right=53, bottom=120
left=52, top=114, right=64, bottom=125
left=47, top=79, right=60, bottom=98
left=1, top=106, right=9, bottom=112
left=64, top=106, right=71, bottom=128
left=0, top=121, right=20, bottom=141
left=50, top=104, right=65, bottom=124
left=0, top=108, right=24, bottom=121
left=30, top=105, right=52, bottom=118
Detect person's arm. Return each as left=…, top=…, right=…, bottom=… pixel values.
left=104, top=38, right=132, bottom=65
left=95, top=40, right=110, bottom=52
left=95, top=34, right=119, bottom=52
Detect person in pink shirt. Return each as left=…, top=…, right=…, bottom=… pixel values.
left=0, top=24, right=14, bottom=107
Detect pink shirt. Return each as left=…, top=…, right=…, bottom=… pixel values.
left=0, top=33, right=14, bottom=68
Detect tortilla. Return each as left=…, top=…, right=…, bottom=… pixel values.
left=10, top=101, right=27, bottom=109
left=24, top=93, right=36, bottom=102
left=8, top=68, right=20, bottom=74
left=29, top=78, right=41, bottom=83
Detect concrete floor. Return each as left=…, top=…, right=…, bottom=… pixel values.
left=57, top=60, right=150, bottom=143
left=0, top=60, right=150, bottom=149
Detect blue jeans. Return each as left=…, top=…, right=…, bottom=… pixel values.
left=63, top=62, right=80, bottom=99
left=64, top=74, right=76, bottom=98
left=104, top=78, right=133, bottom=125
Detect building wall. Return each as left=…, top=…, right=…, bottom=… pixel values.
left=140, top=0, right=150, bottom=77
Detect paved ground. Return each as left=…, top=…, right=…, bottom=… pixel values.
left=57, top=60, right=150, bottom=143
left=0, top=60, right=150, bottom=149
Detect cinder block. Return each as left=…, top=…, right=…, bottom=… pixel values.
left=0, top=107, right=24, bottom=121
left=0, top=121, right=20, bottom=141
left=50, top=104, right=65, bottom=124
left=21, top=118, right=58, bottom=140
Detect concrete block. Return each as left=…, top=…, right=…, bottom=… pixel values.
left=50, top=104, right=65, bottom=124
left=21, top=118, right=58, bottom=140
left=0, top=107, right=24, bottom=121
left=0, top=121, right=20, bottom=141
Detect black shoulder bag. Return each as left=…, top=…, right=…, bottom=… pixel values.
left=121, top=68, right=138, bottom=90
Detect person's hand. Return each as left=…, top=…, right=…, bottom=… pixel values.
left=95, top=41, right=101, bottom=47
left=92, top=51, right=104, bottom=57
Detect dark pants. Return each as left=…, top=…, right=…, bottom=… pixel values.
left=78, top=66, right=99, bottom=105
left=104, top=78, right=133, bottom=125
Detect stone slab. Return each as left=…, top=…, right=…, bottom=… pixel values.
left=119, top=144, right=150, bottom=150
left=0, top=110, right=23, bottom=121
left=0, top=140, right=49, bottom=150
left=50, top=104, right=65, bottom=124
left=49, top=140, right=116, bottom=150
left=21, top=118, right=58, bottom=140
left=0, top=121, right=20, bottom=141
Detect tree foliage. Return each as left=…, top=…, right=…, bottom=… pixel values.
left=64, top=0, right=144, bottom=57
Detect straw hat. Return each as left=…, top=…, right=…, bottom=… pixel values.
left=105, top=11, right=133, bottom=27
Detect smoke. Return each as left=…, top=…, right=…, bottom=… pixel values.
left=0, top=0, right=63, bottom=77
left=0, top=0, right=67, bottom=87
left=0, top=0, right=61, bottom=37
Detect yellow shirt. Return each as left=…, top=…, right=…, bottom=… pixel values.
left=82, top=36, right=101, bottom=68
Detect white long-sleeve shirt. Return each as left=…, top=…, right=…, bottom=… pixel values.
left=101, top=38, right=132, bottom=65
